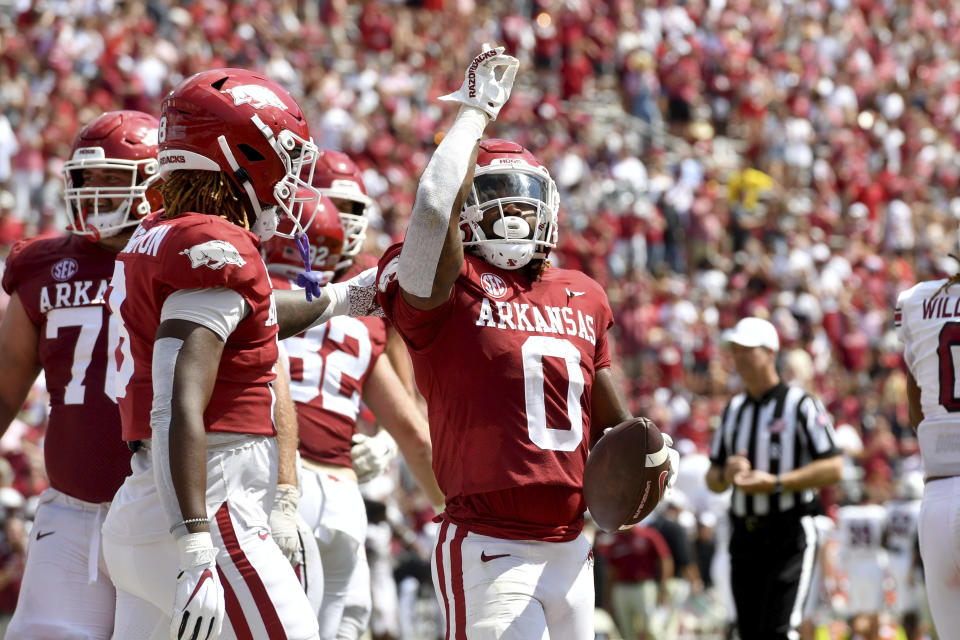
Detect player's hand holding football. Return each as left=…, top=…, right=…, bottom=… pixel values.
left=439, top=43, right=519, bottom=121
left=351, top=430, right=398, bottom=483
left=171, top=532, right=223, bottom=640
left=662, top=433, right=681, bottom=498
left=269, top=483, right=302, bottom=566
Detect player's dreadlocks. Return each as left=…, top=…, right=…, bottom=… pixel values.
left=162, top=170, right=249, bottom=230
left=530, top=259, right=551, bottom=281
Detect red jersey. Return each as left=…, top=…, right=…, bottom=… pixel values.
left=376, top=245, right=613, bottom=541
left=273, top=254, right=388, bottom=467
left=1, top=235, right=131, bottom=503
left=110, top=211, right=278, bottom=442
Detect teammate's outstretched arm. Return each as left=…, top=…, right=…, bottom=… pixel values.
left=398, top=44, right=519, bottom=310
left=0, top=293, right=41, bottom=434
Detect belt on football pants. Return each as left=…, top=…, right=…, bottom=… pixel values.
left=127, top=440, right=142, bottom=453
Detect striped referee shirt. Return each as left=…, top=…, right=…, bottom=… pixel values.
left=710, top=382, right=840, bottom=518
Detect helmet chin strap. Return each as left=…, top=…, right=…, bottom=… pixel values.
left=218, top=134, right=264, bottom=218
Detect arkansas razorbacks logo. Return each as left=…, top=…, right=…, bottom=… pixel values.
left=658, top=470, right=670, bottom=497
left=179, top=240, right=246, bottom=270
left=378, top=256, right=400, bottom=293
left=223, top=85, right=288, bottom=111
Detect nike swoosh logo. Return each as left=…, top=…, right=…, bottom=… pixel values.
left=258, top=529, right=269, bottom=540
left=36, top=531, right=54, bottom=540
left=566, top=289, right=585, bottom=297
left=185, top=568, right=213, bottom=607
left=480, top=552, right=510, bottom=562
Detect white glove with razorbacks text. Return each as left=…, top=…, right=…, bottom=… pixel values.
left=439, top=43, right=519, bottom=121
left=171, top=531, right=224, bottom=640
left=351, top=430, right=398, bottom=484
left=269, top=483, right=301, bottom=566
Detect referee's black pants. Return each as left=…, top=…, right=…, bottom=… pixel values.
left=729, top=512, right=818, bottom=640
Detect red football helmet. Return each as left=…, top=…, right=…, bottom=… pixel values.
left=63, top=110, right=162, bottom=240
left=311, top=150, right=373, bottom=258
left=158, top=68, right=320, bottom=238
left=263, top=189, right=345, bottom=284
left=459, top=139, right=559, bottom=270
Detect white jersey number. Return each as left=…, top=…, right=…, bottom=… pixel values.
left=107, top=261, right=135, bottom=400
left=937, top=323, right=960, bottom=411
left=522, top=336, right=585, bottom=452
left=285, top=317, right=372, bottom=421
left=45, top=303, right=121, bottom=405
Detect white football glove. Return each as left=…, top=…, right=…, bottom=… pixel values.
left=310, top=267, right=384, bottom=328
left=269, top=483, right=301, bottom=566
left=171, top=532, right=223, bottom=640
left=351, top=430, right=398, bottom=484
left=662, top=433, right=680, bottom=498
left=439, top=43, right=519, bottom=121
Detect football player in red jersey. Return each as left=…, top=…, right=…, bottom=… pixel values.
left=311, top=149, right=419, bottom=396
left=0, top=110, right=161, bottom=639
left=375, top=46, right=670, bottom=639
left=311, top=149, right=374, bottom=261
left=101, top=68, right=336, bottom=640
left=265, top=189, right=443, bottom=640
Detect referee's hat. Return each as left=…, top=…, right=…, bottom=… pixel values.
left=722, top=317, right=780, bottom=352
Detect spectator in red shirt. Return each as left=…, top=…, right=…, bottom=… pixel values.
left=596, top=525, right=674, bottom=640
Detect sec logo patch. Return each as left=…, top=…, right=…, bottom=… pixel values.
left=51, top=258, right=79, bottom=282
left=480, top=273, right=507, bottom=298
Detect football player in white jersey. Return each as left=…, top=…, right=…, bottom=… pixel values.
left=833, top=492, right=890, bottom=640
left=896, top=274, right=960, bottom=636
left=884, top=471, right=923, bottom=636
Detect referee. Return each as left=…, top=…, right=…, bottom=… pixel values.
left=706, top=317, right=842, bottom=640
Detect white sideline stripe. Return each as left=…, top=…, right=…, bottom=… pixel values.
left=787, top=515, right=818, bottom=639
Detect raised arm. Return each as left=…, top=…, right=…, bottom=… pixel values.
left=397, top=45, right=518, bottom=310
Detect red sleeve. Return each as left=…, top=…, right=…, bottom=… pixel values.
left=159, top=218, right=262, bottom=304
left=589, top=282, right=614, bottom=371
left=375, top=244, right=455, bottom=352
left=2, top=239, right=35, bottom=296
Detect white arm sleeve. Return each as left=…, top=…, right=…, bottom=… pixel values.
left=152, top=289, right=248, bottom=537
left=398, top=106, right=489, bottom=297
left=160, top=288, right=249, bottom=341
left=152, top=336, right=188, bottom=536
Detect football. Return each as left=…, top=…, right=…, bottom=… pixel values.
left=583, top=417, right=672, bottom=532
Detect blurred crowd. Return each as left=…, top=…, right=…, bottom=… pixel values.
left=0, top=0, right=957, bottom=637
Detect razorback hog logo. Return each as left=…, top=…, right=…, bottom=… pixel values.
left=179, top=240, right=247, bottom=270
left=222, top=85, right=288, bottom=111
left=467, top=49, right=499, bottom=98
left=378, top=256, right=400, bottom=293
